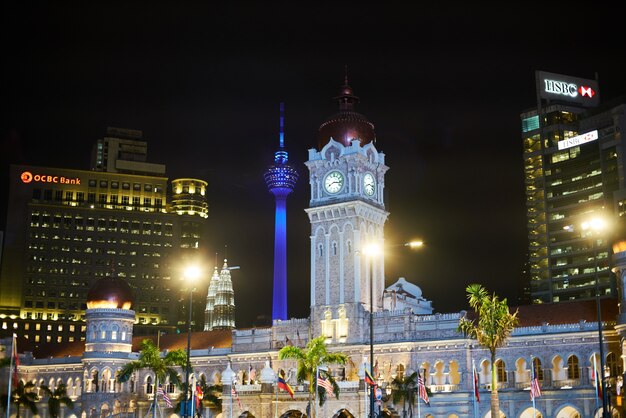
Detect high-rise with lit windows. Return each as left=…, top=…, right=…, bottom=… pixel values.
left=522, top=71, right=626, bottom=303
left=0, top=128, right=209, bottom=345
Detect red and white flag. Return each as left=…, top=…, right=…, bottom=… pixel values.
left=472, top=363, right=480, bottom=403
left=417, top=372, right=429, bottom=405
left=317, top=371, right=334, bottom=396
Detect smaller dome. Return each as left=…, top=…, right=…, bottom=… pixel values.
left=386, top=277, right=422, bottom=299
left=87, top=277, right=134, bottom=310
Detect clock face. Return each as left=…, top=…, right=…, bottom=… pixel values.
left=363, top=173, right=376, bottom=196
left=324, top=171, right=344, bottom=194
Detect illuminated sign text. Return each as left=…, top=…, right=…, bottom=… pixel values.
left=20, top=171, right=81, bottom=185
left=557, top=130, right=598, bottom=150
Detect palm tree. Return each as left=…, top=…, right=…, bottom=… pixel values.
left=278, top=336, right=348, bottom=415
left=390, top=371, right=417, bottom=418
left=40, top=383, right=74, bottom=418
left=175, top=375, right=222, bottom=417
left=117, top=339, right=187, bottom=418
left=458, top=284, right=519, bottom=418
left=0, top=381, right=39, bottom=418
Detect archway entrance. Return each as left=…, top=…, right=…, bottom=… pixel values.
left=332, top=409, right=355, bottom=418
left=238, top=412, right=256, bottom=418
left=279, top=411, right=305, bottom=418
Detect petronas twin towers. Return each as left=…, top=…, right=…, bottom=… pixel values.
left=203, top=259, right=236, bottom=330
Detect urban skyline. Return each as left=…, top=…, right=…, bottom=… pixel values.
left=2, top=3, right=626, bottom=328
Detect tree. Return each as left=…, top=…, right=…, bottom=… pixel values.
left=458, top=284, right=519, bottom=418
left=390, top=371, right=417, bottom=418
left=174, top=377, right=222, bottom=417
left=40, top=383, right=74, bottom=418
left=278, top=336, right=348, bottom=414
left=0, top=381, right=39, bottom=418
left=117, top=339, right=188, bottom=418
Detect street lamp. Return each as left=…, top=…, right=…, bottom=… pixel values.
left=183, top=265, right=200, bottom=418
left=362, top=240, right=423, bottom=418
left=581, top=218, right=610, bottom=418
left=363, top=243, right=381, bottom=418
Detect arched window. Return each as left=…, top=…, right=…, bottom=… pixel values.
left=146, top=376, right=153, bottom=394
left=396, top=364, right=405, bottom=380
left=607, top=352, right=621, bottom=377
left=347, top=240, right=352, bottom=254
left=567, top=355, right=579, bottom=379
left=318, top=244, right=323, bottom=258
left=332, top=242, right=338, bottom=256
left=495, top=359, right=507, bottom=382
left=532, top=357, right=543, bottom=380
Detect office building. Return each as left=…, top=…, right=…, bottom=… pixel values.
left=0, top=128, right=209, bottom=344
left=522, top=71, right=626, bottom=303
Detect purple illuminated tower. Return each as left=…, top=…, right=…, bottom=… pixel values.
left=264, top=103, right=299, bottom=321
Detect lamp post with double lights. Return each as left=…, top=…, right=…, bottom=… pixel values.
left=362, top=240, right=424, bottom=418
left=183, top=265, right=201, bottom=418
left=581, top=218, right=610, bottom=418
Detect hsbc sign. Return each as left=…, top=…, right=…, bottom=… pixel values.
left=537, top=71, right=600, bottom=107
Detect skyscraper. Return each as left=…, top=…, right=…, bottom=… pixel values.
left=264, top=103, right=298, bottom=321
left=522, top=71, right=626, bottom=303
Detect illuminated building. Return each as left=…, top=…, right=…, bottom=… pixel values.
left=2, top=81, right=625, bottom=418
left=264, top=103, right=298, bottom=321
left=171, top=178, right=209, bottom=332
left=0, top=128, right=208, bottom=343
left=522, top=71, right=626, bottom=303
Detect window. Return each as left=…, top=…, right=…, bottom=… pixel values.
left=607, top=352, right=622, bottom=377
left=76, top=192, right=85, bottom=202
left=44, top=189, right=53, bottom=200
left=99, top=194, right=107, bottom=204
left=133, top=183, right=141, bottom=191
left=146, top=376, right=153, bottom=394
left=495, top=359, right=507, bottom=382
left=88, top=193, right=96, bottom=203
left=567, top=355, right=580, bottom=379
left=122, top=182, right=130, bottom=190
left=144, top=184, right=152, bottom=192
left=55, top=190, right=63, bottom=201
left=32, top=189, right=42, bottom=199
left=132, top=197, right=140, bottom=206
left=65, top=191, right=73, bottom=201
left=88, top=179, right=97, bottom=187
left=532, top=357, right=543, bottom=380
left=111, top=181, right=119, bottom=189
left=99, top=180, right=108, bottom=188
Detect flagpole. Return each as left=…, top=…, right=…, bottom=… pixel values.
left=315, top=366, right=318, bottom=418
left=6, top=334, right=16, bottom=418
left=530, top=356, right=536, bottom=418
left=275, top=375, right=278, bottom=418
left=191, top=376, right=195, bottom=418
left=472, top=359, right=478, bottom=418
left=416, top=386, right=421, bottom=418
left=594, top=356, right=600, bottom=413
left=230, top=378, right=234, bottom=418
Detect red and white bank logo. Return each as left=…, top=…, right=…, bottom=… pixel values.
left=21, top=171, right=33, bottom=183
left=579, top=85, right=595, bottom=98
left=20, top=171, right=81, bottom=185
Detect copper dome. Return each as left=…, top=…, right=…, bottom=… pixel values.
left=86, top=277, right=134, bottom=310
left=317, top=82, right=376, bottom=149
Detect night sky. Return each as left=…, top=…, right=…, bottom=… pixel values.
left=2, top=3, right=625, bottom=328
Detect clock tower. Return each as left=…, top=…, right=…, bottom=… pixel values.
left=305, top=78, right=389, bottom=343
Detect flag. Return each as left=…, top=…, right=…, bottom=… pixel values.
left=364, top=369, right=376, bottom=387
left=157, top=384, right=172, bottom=408
left=530, top=376, right=542, bottom=399
left=285, top=336, right=293, bottom=346
left=231, top=384, right=242, bottom=410
left=317, top=372, right=334, bottom=396
left=418, top=372, right=430, bottom=405
left=297, top=329, right=302, bottom=347
left=472, top=364, right=480, bottom=403
left=195, top=382, right=203, bottom=409
left=530, top=361, right=541, bottom=400
left=593, top=359, right=603, bottom=400
left=11, top=334, right=19, bottom=387
left=277, top=376, right=294, bottom=399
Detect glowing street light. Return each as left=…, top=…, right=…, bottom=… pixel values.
left=362, top=240, right=423, bottom=418
left=183, top=265, right=201, bottom=418
left=581, top=217, right=610, bottom=418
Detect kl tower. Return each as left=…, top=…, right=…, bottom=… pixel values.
left=264, top=103, right=299, bottom=321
